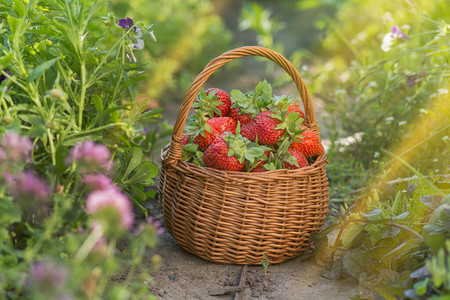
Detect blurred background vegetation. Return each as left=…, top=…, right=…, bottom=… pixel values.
left=112, top=0, right=448, bottom=200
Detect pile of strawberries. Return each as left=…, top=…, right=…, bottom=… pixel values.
left=181, top=81, right=324, bottom=172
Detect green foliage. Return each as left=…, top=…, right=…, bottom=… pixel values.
left=110, top=0, right=232, bottom=102
left=314, top=174, right=449, bottom=298
left=0, top=0, right=162, bottom=298
left=308, top=0, right=450, bottom=197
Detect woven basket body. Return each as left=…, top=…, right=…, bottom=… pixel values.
left=159, top=46, right=329, bottom=265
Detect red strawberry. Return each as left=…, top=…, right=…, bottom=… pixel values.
left=229, top=106, right=252, bottom=125
left=205, top=88, right=231, bottom=117
left=181, top=134, right=198, bottom=146
left=197, top=117, right=237, bottom=150
left=250, top=150, right=271, bottom=172
left=283, top=148, right=309, bottom=169
left=287, top=103, right=305, bottom=120
left=203, top=135, right=245, bottom=171
left=241, top=111, right=284, bottom=145
left=291, top=126, right=324, bottom=157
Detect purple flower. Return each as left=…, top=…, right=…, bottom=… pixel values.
left=86, top=187, right=134, bottom=230
left=118, top=17, right=135, bottom=30
left=67, top=140, right=112, bottom=174
left=0, top=131, right=33, bottom=163
left=83, top=174, right=113, bottom=191
left=142, top=127, right=150, bottom=135
left=8, top=171, right=49, bottom=217
left=0, top=69, right=11, bottom=92
left=28, top=259, right=69, bottom=294
left=391, top=26, right=409, bottom=40
left=147, top=216, right=165, bottom=235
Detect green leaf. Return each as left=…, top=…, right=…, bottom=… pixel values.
left=393, top=212, right=409, bottom=219
left=0, top=197, right=21, bottom=227
left=392, top=191, right=403, bottom=214
left=27, top=125, right=46, bottom=138
left=342, top=249, right=373, bottom=279
left=13, top=0, right=26, bottom=17
left=365, top=223, right=383, bottom=245
left=27, top=58, right=57, bottom=83
left=361, top=208, right=382, bottom=218
left=92, top=95, right=103, bottom=112
left=413, top=278, right=429, bottom=296
left=425, top=234, right=447, bottom=251
left=204, top=123, right=212, bottom=134
left=126, top=161, right=158, bottom=186
left=420, top=195, right=443, bottom=210
left=122, top=147, right=143, bottom=180
left=7, top=16, right=20, bottom=34
left=18, top=114, right=43, bottom=125
left=342, top=222, right=364, bottom=247
left=247, top=147, right=264, bottom=157
left=0, top=53, right=14, bottom=69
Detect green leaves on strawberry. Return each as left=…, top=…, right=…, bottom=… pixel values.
left=230, top=80, right=273, bottom=123
left=242, top=108, right=304, bottom=146
left=272, top=95, right=305, bottom=120
left=290, top=126, right=324, bottom=157
left=186, top=111, right=237, bottom=150
left=203, top=135, right=245, bottom=171
left=283, top=148, right=309, bottom=169
left=203, top=124, right=271, bottom=171
left=193, top=88, right=231, bottom=118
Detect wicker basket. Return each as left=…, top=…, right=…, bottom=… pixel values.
left=158, top=46, right=329, bottom=265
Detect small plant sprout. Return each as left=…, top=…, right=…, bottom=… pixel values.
left=261, top=254, right=270, bottom=276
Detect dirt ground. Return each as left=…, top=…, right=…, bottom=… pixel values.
left=147, top=200, right=359, bottom=300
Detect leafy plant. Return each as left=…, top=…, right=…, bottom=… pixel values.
left=0, top=0, right=164, bottom=298
left=261, top=253, right=270, bottom=276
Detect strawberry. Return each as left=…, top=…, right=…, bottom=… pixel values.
left=193, top=88, right=231, bottom=118
left=181, top=134, right=197, bottom=145
left=248, top=150, right=271, bottom=172
left=291, top=126, right=324, bottom=157
left=283, top=148, right=309, bottom=169
left=203, top=135, right=244, bottom=171
left=241, top=111, right=284, bottom=145
left=287, top=103, right=305, bottom=120
left=230, top=80, right=273, bottom=123
left=205, top=88, right=231, bottom=117
left=197, top=117, right=237, bottom=150
left=229, top=106, right=252, bottom=125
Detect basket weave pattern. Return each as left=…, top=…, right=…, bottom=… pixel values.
left=159, top=46, right=329, bottom=265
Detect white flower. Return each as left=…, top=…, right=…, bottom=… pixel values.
left=419, top=109, right=428, bottom=115
left=442, top=136, right=449, bottom=142
left=433, top=158, right=439, bottom=162
left=385, top=116, right=394, bottom=124
left=373, top=152, right=380, bottom=158
left=438, top=89, right=448, bottom=95
left=381, top=32, right=395, bottom=52
left=398, top=121, right=407, bottom=126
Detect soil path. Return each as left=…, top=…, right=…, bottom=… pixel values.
left=150, top=227, right=358, bottom=300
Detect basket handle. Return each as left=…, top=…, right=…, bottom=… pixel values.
left=164, top=46, right=319, bottom=166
